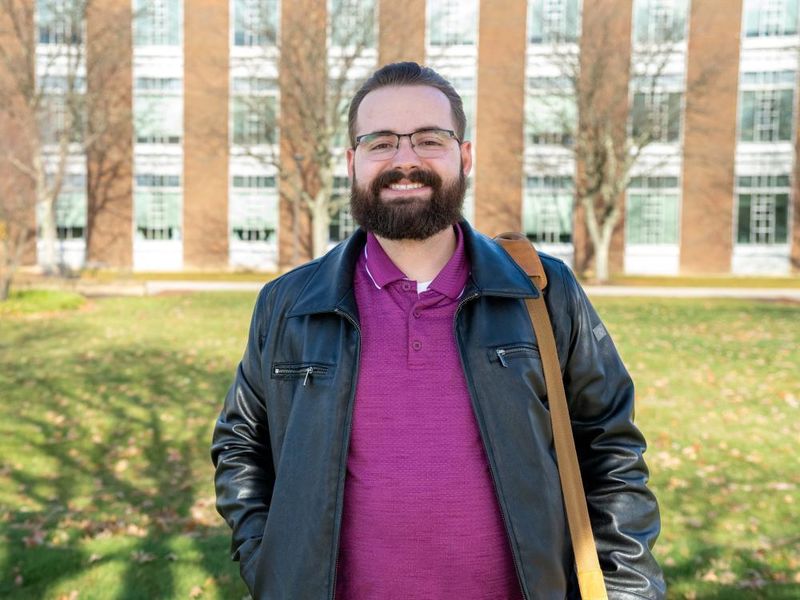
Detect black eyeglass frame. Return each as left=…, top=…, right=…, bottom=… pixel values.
left=353, top=128, right=462, bottom=151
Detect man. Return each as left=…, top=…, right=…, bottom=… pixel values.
left=212, top=62, right=664, bottom=599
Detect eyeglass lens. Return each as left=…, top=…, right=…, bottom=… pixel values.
left=360, top=129, right=454, bottom=160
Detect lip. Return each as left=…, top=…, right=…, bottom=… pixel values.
left=380, top=184, right=432, bottom=200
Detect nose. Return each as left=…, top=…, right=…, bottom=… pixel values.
left=390, top=135, right=421, bottom=171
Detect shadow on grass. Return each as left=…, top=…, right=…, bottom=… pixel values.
left=0, top=334, right=248, bottom=599
left=663, top=546, right=800, bottom=599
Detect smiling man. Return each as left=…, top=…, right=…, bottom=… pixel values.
left=212, top=62, right=665, bottom=600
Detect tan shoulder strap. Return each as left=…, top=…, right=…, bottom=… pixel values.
left=495, top=232, right=608, bottom=600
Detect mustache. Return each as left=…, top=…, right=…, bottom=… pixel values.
left=369, top=169, right=442, bottom=195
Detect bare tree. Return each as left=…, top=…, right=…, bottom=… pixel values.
left=233, top=0, right=376, bottom=263
left=526, top=2, right=715, bottom=282
left=0, top=0, right=129, bottom=296
left=0, top=0, right=87, bottom=279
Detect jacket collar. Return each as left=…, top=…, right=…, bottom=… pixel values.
left=287, top=220, right=538, bottom=318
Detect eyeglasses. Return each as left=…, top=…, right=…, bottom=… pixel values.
left=354, top=128, right=460, bottom=161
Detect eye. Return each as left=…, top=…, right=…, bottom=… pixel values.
left=413, top=132, right=448, bottom=147
left=418, top=138, right=445, bottom=147
left=364, top=136, right=396, bottom=152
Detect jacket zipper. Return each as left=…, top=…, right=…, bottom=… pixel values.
left=329, top=308, right=361, bottom=600
left=495, top=346, right=537, bottom=368
left=272, top=365, right=328, bottom=386
left=454, top=292, right=531, bottom=600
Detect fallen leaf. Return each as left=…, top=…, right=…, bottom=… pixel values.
left=131, top=550, right=156, bottom=564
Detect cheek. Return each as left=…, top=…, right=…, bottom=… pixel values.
left=353, top=161, right=382, bottom=186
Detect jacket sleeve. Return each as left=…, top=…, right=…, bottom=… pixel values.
left=553, top=263, right=666, bottom=600
left=210, top=284, right=275, bottom=593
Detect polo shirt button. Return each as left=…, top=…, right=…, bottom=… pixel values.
left=411, top=340, right=422, bottom=351
left=401, top=282, right=412, bottom=291
left=413, top=310, right=421, bottom=318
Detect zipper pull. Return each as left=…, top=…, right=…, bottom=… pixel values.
left=496, top=348, right=508, bottom=368
left=303, top=366, right=313, bottom=386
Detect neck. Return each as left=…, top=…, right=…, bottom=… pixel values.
left=374, top=226, right=457, bottom=282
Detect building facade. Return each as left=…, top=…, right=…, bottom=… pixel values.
left=8, top=0, right=800, bottom=275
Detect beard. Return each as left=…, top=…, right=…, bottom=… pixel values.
left=349, top=166, right=467, bottom=240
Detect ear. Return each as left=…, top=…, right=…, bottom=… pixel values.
left=346, top=147, right=355, bottom=179
left=459, top=141, right=472, bottom=177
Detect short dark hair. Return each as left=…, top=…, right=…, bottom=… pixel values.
left=347, top=62, right=467, bottom=147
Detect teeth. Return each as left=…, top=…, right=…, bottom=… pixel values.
left=389, top=183, right=424, bottom=190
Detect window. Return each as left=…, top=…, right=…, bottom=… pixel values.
left=37, top=0, right=83, bottom=44
left=134, top=0, right=180, bottom=46
left=526, top=79, right=576, bottom=145
left=626, top=176, right=680, bottom=244
left=736, top=175, right=790, bottom=244
left=230, top=175, right=277, bottom=242
left=39, top=93, right=84, bottom=144
left=232, top=78, right=277, bottom=146
left=234, top=0, right=278, bottom=46
left=232, top=97, right=277, bottom=145
left=633, top=0, right=688, bottom=43
left=135, top=174, right=181, bottom=240
left=330, top=0, right=376, bottom=48
left=528, top=0, right=580, bottom=44
left=739, top=71, right=795, bottom=142
left=743, top=0, right=798, bottom=37
left=134, top=78, right=182, bottom=144
left=428, top=0, right=477, bottom=46
left=447, top=77, right=475, bottom=141
left=37, top=173, right=86, bottom=240
left=631, top=91, right=682, bottom=143
left=523, top=176, right=573, bottom=243
left=329, top=177, right=354, bottom=242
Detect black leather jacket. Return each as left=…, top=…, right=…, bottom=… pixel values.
left=211, top=222, right=665, bottom=599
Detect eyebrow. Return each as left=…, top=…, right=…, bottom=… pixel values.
left=360, top=126, right=449, bottom=136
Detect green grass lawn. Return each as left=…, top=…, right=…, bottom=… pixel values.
left=0, top=292, right=798, bottom=599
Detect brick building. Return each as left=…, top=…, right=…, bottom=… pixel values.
left=5, top=0, right=800, bottom=275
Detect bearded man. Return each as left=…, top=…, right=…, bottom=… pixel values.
left=212, top=62, right=665, bottom=600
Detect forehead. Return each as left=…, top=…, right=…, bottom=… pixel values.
left=355, top=85, right=454, bottom=135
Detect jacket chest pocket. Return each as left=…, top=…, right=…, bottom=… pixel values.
left=488, top=343, right=549, bottom=406
left=271, top=362, right=334, bottom=387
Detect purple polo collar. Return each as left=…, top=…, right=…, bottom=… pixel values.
left=364, top=224, right=470, bottom=300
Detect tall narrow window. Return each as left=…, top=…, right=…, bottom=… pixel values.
left=526, top=77, right=576, bottom=145
left=230, top=175, right=277, bottom=242
left=38, top=77, right=86, bottom=145
left=739, top=71, right=795, bottom=142
left=329, top=177, right=355, bottom=242
left=234, top=0, right=278, bottom=46
left=743, top=0, right=799, bottom=37
left=626, top=176, right=680, bottom=244
left=134, top=0, right=181, bottom=46
left=37, top=173, right=87, bottom=240
left=736, top=175, right=790, bottom=244
left=134, top=78, right=182, bottom=144
left=232, top=78, right=277, bottom=146
left=37, top=0, right=83, bottom=44
left=330, top=0, right=376, bottom=48
left=523, top=176, right=573, bottom=243
left=633, top=0, right=688, bottom=43
left=428, top=0, right=477, bottom=46
left=135, top=174, right=181, bottom=240
left=528, top=0, right=580, bottom=44
left=631, top=90, right=682, bottom=143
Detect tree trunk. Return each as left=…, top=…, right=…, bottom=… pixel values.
left=39, top=199, right=58, bottom=274
left=593, top=229, right=613, bottom=284
left=311, top=201, right=331, bottom=259
left=0, top=271, right=10, bottom=301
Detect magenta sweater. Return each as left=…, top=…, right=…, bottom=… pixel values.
left=335, top=226, right=522, bottom=599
